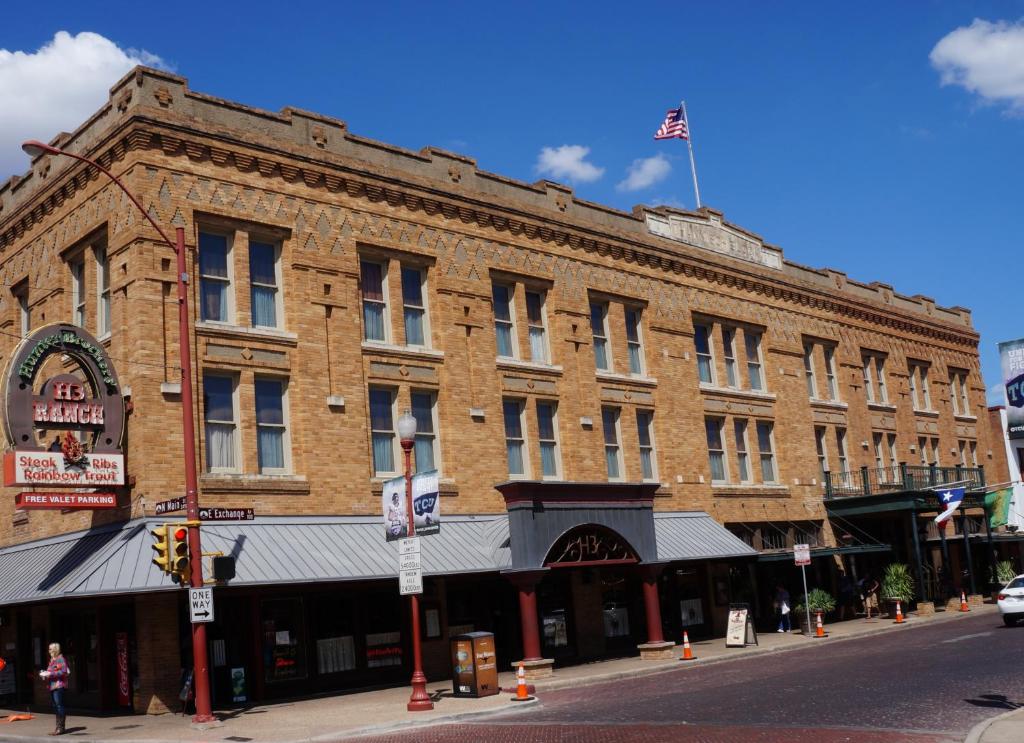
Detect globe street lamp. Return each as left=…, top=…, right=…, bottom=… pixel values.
left=397, top=409, right=433, bottom=712
left=22, top=140, right=215, bottom=723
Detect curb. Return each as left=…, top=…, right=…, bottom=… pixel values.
left=963, top=706, right=1024, bottom=743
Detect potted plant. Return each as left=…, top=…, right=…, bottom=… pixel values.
left=880, top=563, right=915, bottom=616
left=992, top=560, right=1017, bottom=600
left=793, top=588, right=837, bottom=633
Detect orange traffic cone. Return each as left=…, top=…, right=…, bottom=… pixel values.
left=814, top=611, right=827, bottom=638
left=893, top=600, right=905, bottom=624
left=680, top=630, right=696, bottom=661
left=960, top=591, right=970, bottom=612
left=511, top=661, right=533, bottom=702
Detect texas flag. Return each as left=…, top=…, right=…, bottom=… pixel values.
left=934, top=487, right=966, bottom=526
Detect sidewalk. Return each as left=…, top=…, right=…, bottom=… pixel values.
left=967, top=706, right=1024, bottom=743
left=0, top=605, right=994, bottom=743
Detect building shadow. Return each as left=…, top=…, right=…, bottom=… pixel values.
left=964, top=693, right=1022, bottom=710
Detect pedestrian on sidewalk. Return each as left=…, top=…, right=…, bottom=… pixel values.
left=838, top=570, right=857, bottom=620
left=773, top=584, right=792, bottom=633
left=862, top=573, right=880, bottom=622
left=38, top=643, right=69, bottom=736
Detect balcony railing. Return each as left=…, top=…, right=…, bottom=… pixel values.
left=823, top=464, right=985, bottom=499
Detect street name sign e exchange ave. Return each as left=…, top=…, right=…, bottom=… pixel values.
left=189, top=587, right=214, bottom=624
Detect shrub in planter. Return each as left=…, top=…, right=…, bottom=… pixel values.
left=793, top=588, right=837, bottom=618
left=995, top=560, right=1016, bottom=586
left=880, top=563, right=914, bottom=604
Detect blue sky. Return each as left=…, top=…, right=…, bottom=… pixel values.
left=2, top=1, right=1022, bottom=398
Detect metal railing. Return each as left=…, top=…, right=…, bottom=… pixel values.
left=823, top=463, right=985, bottom=499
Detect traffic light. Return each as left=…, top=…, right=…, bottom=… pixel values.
left=170, top=525, right=190, bottom=585
left=150, top=524, right=171, bottom=574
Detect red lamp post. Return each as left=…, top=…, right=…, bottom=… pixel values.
left=21, top=140, right=216, bottom=723
left=396, top=409, right=433, bottom=712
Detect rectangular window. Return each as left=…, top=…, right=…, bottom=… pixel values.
left=636, top=410, right=656, bottom=481
left=410, top=391, right=438, bottom=473
left=873, top=433, right=886, bottom=480
left=958, top=440, right=967, bottom=467
left=824, top=346, right=838, bottom=400
left=863, top=354, right=888, bottom=403
left=361, top=260, right=388, bottom=342
left=503, top=399, right=527, bottom=477
left=803, top=344, right=818, bottom=398
left=694, top=324, right=715, bottom=384
left=723, top=327, right=738, bottom=388
left=203, top=374, right=238, bottom=472
left=814, top=426, right=828, bottom=481
left=249, top=241, right=280, bottom=329
left=756, top=421, right=776, bottom=483
left=918, top=436, right=928, bottom=466
left=96, top=246, right=111, bottom=336
left=875, top=357, right=888, bottom=402
left=745, top=331, right=764, bottom=391
left=909, top=362, right=931, bottom=411
left=591, top=302, right=610, bottom=371
left=16, top=288, right=29, bottom=338
left=525, top=290, right=549, bottom=363
left=950, top=371, right=970, bottom=416
left=255, top=378, right=288, bottom=473
left=602, top=407, right=623, bottom=480
left=625, top=308, right=644, bottom=375
left=536, top=400, right=560, bottom=479
left=71, top=259, right=85, bottom=327
left=887, top=434, right=898, bottom=482
left=734, top=419, right=750, bottom=483
left=969, top=440, right=977, bottom=467
left=931, top=437, right=941, bottom=466
left=705, top=417, right=727, bottom=483
left=836, top=428, right=849, bottom=481
left=369, top=388, right=396, bottom=475
left=493, top=283, right=517, bottom=358
left=401, top=266, right=428, bottom=347
left=199, top=231, right=231, bottom=323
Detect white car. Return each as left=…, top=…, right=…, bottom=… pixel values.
left=997, top=574, right=1024, bottom=626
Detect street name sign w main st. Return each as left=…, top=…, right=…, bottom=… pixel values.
left=189, top=587, right=214, bottom=623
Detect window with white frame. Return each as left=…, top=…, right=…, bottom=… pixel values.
left=756, top=421, right=776, bottom=483
left=503, top=399, right=527, bottom=477
left=591, top=302, right=611, bottom=371
left=803, top=343, right=818, bottom=398
left=625, top=308, right=645, bottom=375
left=255, top=377, right=289, bottom=473
left=96, top=246, right=111, bottom=336
left=401, top=266, right=429, bottom=347
left=694, top=324, right=715, bottom=384
left=525, top=290, right=549, bottom=363
left=368, top=387, right=397, bottom=476
left=636, top=409, right=657, bottom=481
left=918, top=436, right=928, bottom=466
left=70, top=258, right=85, bottom=327
left=249, top=240, right=281, bottom=329
left=602, top=407, right=623, bottom=480
left=836, top=427, right=849, bottom=483
left=493, top=283, right=517, bottom=358
left=958, top=439, right=967, bottom=467
left=15, top=286, right=29, bottom=338
left=824, top=346, right=838, bottom=400
left=361, top=260, right=389, bottom=343
left=969, top=440, right=977, bottom=467
left=745, top=330, right=764, bottom=391
left=930, top=437, right=941, bottom=465
left=410, top=390, right=438, bottom=473
left=873, top=432, right=885, bottom=474
left=536, top=400, right=560, bottom=479
left=203, top=374, right=238, bottom=472
left=705, top=417, right=727, bottom=483
left=198, top=232, right=232, bottom=323
left=734, top=419, right=751, bottom=483
left=887, top=433, right=898, bottom=481
left=909, top=362, right=932, bottom=411
left=950, top=370, right=971, bottom=416
left=815, top=426, right=828, bottom=481
left=723, top=327, right=738, bottom=388
left=862, top=353, right=888, bottom=404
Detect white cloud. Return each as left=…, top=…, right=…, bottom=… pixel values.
left=930, top=19, right=1024, bottom=112
left=0, top=31, right=168, bottom=178
left=535, top=145, right=604, bottom=183
left=617, top=154, right=672, bottom=192
left=988, top=382, right=1006, bottom=405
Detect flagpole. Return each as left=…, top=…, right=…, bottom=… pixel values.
left=681, top=100, right=702, bottom=210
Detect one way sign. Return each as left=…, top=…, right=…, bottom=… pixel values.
left=189, top=587, right=214, bottom=623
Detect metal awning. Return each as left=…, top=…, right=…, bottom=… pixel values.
left=0, top=511, right=755, bottom=606
left=756, top=543, right=892, bottom=562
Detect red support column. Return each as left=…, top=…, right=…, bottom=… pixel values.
left=641, top=569, right=664, bottom=644
left=517, top=580, right=542, bottom=661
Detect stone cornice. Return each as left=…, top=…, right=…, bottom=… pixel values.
left=0, top=116, right=980, bottom=350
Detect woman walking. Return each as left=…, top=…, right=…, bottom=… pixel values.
left=38, top=643, right=68, bottom=736
left=773, top=583, right=792, bottom=633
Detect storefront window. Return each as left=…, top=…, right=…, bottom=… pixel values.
left=311, top=596, right=357, bottom=675
left=364, top=592, right=403, bottom=668
left=261, top=598, right=307, bottom=683
left=542, top=610, right=569, bottom=649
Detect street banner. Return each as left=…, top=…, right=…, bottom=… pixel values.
left=382, top=475, right=408, bottom=542
left=985, top=488, right=1013, bottom=529
left=411, top=469, right=440, bottom=536
left=999, top=338, right=1024, bottom=438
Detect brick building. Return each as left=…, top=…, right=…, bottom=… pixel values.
left=0, top=67, right=1007, bottom=713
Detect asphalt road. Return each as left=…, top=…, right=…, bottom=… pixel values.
left=356, top=612, right=1021, bottom=742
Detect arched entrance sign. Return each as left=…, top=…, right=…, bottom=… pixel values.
left=544, top=524, right=639, bottom=568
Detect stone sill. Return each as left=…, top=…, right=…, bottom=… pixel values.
left=196, top=321, right=298, bottom=346
left=361, top=341, right=444, bottom=362
left=200, top=474, right=310, bottom=495
left=699, top=385, right=776, bottom=402
left=496, top=357, right=563, bottom=376
left=913, top=408, right=940, bottom=418
left=810, top=398, right=848, bottom=410
left=954, top=414, right=978, bottom=423
left=596, top=370, right=657, bottom=387
left=867, top=402, right=897, bottom=412
left=712, top=484, right=790, bottom=498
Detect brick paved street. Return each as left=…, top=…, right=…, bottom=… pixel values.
left=356, top=612, right=1017, bottom=742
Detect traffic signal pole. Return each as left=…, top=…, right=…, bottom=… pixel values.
left=175, top=227, right=215, bottom=723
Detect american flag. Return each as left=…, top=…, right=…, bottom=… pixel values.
left=654, top=106, right=689, bottom=140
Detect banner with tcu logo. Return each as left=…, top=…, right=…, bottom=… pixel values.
left=412, top=469, right=440, bottom=536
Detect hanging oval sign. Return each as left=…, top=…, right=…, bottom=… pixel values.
left=1, top=323, right=125, bottom=487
